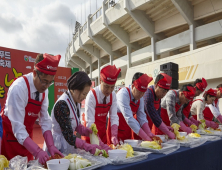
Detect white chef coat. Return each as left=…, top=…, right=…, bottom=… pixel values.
left=190, top=97, right=206, bottom=120
left=4, top=73, right=52, bottom=145
left=84, top=85, right=119, bottom=128
left=205, top=99, right=221, bottom=118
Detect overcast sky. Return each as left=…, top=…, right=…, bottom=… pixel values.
left=0, top=0, right=104, bottom=66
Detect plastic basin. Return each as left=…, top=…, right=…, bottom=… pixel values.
left=179, top=132, right=187, bottom=137
left=47, top=159, right=70, bottom=170
left=124, top=139, right=139, bottom=146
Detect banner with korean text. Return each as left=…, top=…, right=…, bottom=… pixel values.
left=0, top=46, right=72, bottom=111
left=0, top=46, right=39, bottom=107
left=54, top=67, right=71, bottom=102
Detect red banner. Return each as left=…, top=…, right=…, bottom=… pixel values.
left=54, top=67, right=71, bottom=102
left=0, top=46, right=39, bottom=107
left=0, top=46, right=72, bottom=107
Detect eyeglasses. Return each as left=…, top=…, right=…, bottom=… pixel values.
left=37, top=72, right=54, bottom=86
left=160, top=88, right=169, bottom=93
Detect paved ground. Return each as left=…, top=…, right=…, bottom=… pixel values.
left=33, top=124, right=44, bottom=148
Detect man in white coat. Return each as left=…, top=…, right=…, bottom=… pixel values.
left=82, top=65, right=121, bottom=149
left=1, top=53, right=63, bottom=164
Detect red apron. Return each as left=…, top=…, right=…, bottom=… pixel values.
left=144, top=88, right=158, bottom=130
left=142, top=88, right=162, bottom=135
left=157, top=90, right=181, bottom=135
left=82, top=89, right=112, bottom=144
left=145, top=88, right=160, bottom=129
left=203, top=98, right=218, bottom=121
left=1, top=76, right=45, bottom=161
left=182, top=100, right=193, bottom=126
left=182, top=101, right=193, bottom=118
left=107, top=87, right=140, bottom=144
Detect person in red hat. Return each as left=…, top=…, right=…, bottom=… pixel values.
left=1, top=53, right=63, bottom=164
left=202, top=84, right=222, bottom=124
left=182, top=78, right=208, bottom=126
left=143, top=73, right=175, bottom=139
left=82, top=65, right=121, bottom=151
left=190, top=88, right=219, bottom=129
left=107, top=72, right=154, bottom=143
left=160, top=84, right=196, bottom=134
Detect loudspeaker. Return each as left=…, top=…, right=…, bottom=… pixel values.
left=160, top=62, right=179, bottom=89
left=171, top=78, right=179, bottom=89
left=164, top=70, right=178, bottom=80
left=160, top=62, right=178, bottom=72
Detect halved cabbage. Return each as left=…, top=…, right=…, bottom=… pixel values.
left=94, top=148, right=108, bottom=158
left=119, top=143, right=134, bottom=158
left=141, top=141, right=162, bottom=150
left=205, top=130, right=212, bottom=134
left=64, top=154, right=91, bottom=170
left=90, top=123, right=100, bottom=145
left=189, top=133, right=201, bottom=138
left=171, top=123, right=185, bottom=140
left=0, top=155, right=9, bottom=170
left=190, top=124, right=197, bottom=133
left=199, top=119, right=206, bottom=130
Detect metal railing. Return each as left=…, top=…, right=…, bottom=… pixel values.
left=73, top=21, right=87, bottom=42
left=68, top=0, right=120, bottom=65
left=90, top=0, right=118, bottom=22
left=90, top=6, right=103, bottom=22
left=79, top=21, right=88, bottom=34
left=73, top=32, right=78, bottom=42
left=72, top=0, right=120, bottom=42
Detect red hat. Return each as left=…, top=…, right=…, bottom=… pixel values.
left=196, top=78, right=208, bottom=92
left=206, top=88, right=217, bottom=97
left=133, top=74, right=153, bottom=92
left=157, top=73, right=172, bottom=90
left=35, top=53, right=61, bottom=75
left=183, top=86, right=196, bottom=100
left=100, top=65, right=121, bottom=85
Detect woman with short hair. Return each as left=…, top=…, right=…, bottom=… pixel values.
left=190, top=88, right=219, bottom=129
left=203, top=84, right=222, bottom=123
left=44, top=71, right=101, bottom=154
left=182, top=78, right=207, bottom=126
